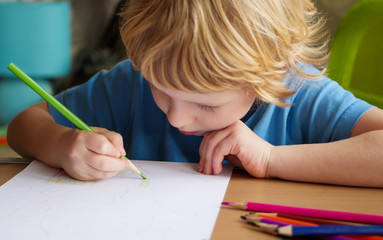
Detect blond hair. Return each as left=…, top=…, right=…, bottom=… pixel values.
left=120, top=0, right=329, bottom=106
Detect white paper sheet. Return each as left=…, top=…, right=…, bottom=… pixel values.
left=0, top=160, right=232, bottom=240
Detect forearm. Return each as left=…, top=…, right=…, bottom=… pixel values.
left=269, top=130, right=383, bottom=187
left=7, top=102, right=72, bottom=168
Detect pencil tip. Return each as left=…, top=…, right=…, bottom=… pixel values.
left=240, top=215, right=246, bottom=220
left=140, top=173, right=147, bottom=179
left=221, top=202, right=234, bottom=205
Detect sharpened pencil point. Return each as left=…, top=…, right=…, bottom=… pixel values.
left=221, top=202, right=233, bottom=205
left=141, top=173, right=147, bottom=179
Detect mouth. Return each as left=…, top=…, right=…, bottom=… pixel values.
left=179, top=130, right=201, bottom=135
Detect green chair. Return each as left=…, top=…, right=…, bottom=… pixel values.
left=328, top=0, right=383, bottom=109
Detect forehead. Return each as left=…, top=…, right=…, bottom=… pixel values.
left=156, top=86, right=245, bottom=105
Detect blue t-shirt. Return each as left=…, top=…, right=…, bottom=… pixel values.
left=49, top=60, right=373, bottom=163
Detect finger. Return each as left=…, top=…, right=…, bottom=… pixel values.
left=84, top=132, right=121, bottom=158
left=201, top=130, right=231, bottom=175
left=210, top=142, right=230, bottom=175
left=198, top=157, right=206, bottom=173
left=92, top=127, right=126, bottom=156
left=86, top=163, right=121, bottom=180
left=204, top=130, right=231, bottom=161
left=212, top=158, right=223, bottom=175
left=62, top=153, right=121, bottom=181
left=199, top=133, right=209, bottom=158
left=199, top=135, right=213, bottom=174
left=69, top=167, right=120, bottom=181
left=86, top=153, right=129, bottom=172
left=200, top=136, right=216, bottom=174
left=211, top=134, right=239, bottom=174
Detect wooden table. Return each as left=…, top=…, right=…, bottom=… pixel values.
left=1, top=150, right=383, bottom=239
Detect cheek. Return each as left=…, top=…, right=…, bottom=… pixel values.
left=151, top=90, right=168, bottom=114
left=200, top=97, right=254, bottom=130
left=199, top=110, right=241, bottom=131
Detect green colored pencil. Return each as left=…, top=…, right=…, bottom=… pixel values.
left=7, top=62, right=146, bottom=179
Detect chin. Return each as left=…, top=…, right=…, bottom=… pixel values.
left=194, top=132, right=205, bottom=136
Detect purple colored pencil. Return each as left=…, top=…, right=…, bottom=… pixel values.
left=222, top=201, right=383, bottom=225
left=241, top=215, right=290, bottom=226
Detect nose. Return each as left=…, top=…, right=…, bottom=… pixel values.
left=166, top=101, right=195, bottom=128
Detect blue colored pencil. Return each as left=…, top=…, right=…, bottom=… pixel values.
left=277, top=225, right=383, bottom=237
left=242, top=216, right=356, bottom=240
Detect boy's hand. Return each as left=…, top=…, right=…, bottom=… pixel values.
left=198, top=120, right=273, bottom=178
left=58, top=127, right=129, bottom=181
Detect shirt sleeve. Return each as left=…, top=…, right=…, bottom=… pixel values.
left=287, top=77, right=374, bottom=143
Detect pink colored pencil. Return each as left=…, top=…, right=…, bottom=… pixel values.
left=222, top=202, right=383, bottom=225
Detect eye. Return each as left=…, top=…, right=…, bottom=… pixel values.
left=198, top=104, right=220, bottom=112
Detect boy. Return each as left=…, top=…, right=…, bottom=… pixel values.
left=8, top=0, right=383, bottom=187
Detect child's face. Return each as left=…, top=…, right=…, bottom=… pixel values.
left=149, top=84, right=255, bottom=136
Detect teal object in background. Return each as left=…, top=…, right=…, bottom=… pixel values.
left=328, top=0, right=383, bottom=109
left=0, top=1, right=71, bottom=78
left=0, top=1, right=71, bottom=125
left=0, top=79, right=53, bottom=124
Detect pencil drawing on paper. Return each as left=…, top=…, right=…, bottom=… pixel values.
left=45, top=167, right=150, bottom=187
left=0, top=160, right=232, bottom=240
left=46, top=169, right=95, bottom=185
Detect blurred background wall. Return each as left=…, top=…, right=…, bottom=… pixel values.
left=317, top=0, right=360, bottom=33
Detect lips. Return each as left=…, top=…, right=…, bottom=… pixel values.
left=179, top=130, right=200, bottom=135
